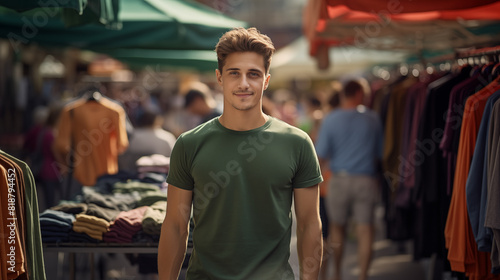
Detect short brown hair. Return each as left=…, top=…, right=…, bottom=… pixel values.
left=343, top=79, right=369, bottom=99
left=215, top=27, right=275, bottom=74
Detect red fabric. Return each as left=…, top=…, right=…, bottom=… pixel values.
left=324, top=0, right=499, bottom=14
left=304, top=0, right=500, bottom=55
left=323, top=1, right=500, bottom=22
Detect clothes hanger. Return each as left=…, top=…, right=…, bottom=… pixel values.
left=79, top=82, right=104, bottom=102
left=86, top=91, right=102, bottom=101
left=490, top=54, right=500, bottom=79
left=481, top=62, right=495, bottom=76
left=81, top=87, right=103, bottom=102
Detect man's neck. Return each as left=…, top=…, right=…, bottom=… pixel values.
left=218, top=110, right=268, bottom=131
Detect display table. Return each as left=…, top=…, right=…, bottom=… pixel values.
left=43, top=242, right=160, bottom=253
left=43, top=243, right=192, bottom=280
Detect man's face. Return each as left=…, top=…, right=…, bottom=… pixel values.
left=216, top=52, right=270, bottom=112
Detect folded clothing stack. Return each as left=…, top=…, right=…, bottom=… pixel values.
left=136, top=154, right=170, bottom=175
left=85, top=203, right=121, bottom=222
left=50, top=202, right=88, bottom=215
left=113, top=181, right=160, bottom=195
left=83, top=187, right=132, bottom=211
left=72, top=214, right=110, bottom=241
left=40, top=209, right=75, bottom=243
left=136, top=191, right=167, bottom=207
left=103, top=206, right=148, bottom=243
left=142, top=201, right=167, bottom=236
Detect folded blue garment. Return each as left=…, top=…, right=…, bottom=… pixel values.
left=40, top=209, right=76, bottom=224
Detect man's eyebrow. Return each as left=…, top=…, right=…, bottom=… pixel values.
left=225, top=68, right=264, bottom=74
left=248, top=68, right=264, bottom=74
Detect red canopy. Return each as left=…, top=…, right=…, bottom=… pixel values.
left=304, top=0, right=500, bottom=63
left=323, top=0, right=499, bottom=14
left=321, top=1, right=500, bottom=22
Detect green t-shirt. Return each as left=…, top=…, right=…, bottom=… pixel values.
left=166, top=117, right=323, bottom=280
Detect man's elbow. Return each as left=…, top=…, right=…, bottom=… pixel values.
left=296, top=218, right=322, bottom=236
left=162, top=215, right=190, bottom=240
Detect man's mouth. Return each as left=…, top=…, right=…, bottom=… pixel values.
left=234, top=91, right=253, bottom=97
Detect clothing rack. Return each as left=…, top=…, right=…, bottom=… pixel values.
left=455, top=45, right=500, bottom=66
left=410, top=46, right=500, bottom=67
left=456, top=45, right=500, bottom=59
left=423, top=53, right=456, bottom=65
left=371, top=45, right=500, bottom=80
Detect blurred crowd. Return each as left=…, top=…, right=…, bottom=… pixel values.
left=17, top=75, right=344, bottom=212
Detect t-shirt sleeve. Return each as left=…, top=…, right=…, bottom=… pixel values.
left=166, top=136, right=194, bottom=190
left=293, top=135, right=323, bottom=189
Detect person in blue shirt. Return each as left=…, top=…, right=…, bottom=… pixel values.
left=315, top=78, right=383, bottom=280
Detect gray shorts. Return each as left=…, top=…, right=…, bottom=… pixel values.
left=325, top=174, right=380, bottom=225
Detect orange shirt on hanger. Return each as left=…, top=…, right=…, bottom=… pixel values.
left=54, top=97, right=129, bottom=186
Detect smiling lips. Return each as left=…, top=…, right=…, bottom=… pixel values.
left=234, top=91, right=253, bottom=97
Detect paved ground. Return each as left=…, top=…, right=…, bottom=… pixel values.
left=43, top=205, right=429, bottom=280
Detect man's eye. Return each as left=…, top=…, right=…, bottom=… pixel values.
left=249, top=72, right=260, bottom=77
left=229, top=71, right=239, bottom=75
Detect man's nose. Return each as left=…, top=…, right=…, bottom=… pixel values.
left=238, top=76, right=250, bottom=89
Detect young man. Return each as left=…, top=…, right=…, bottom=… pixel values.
left=315, top=79, right=383, bottom=280
left=158, top=27, right=323, bottom=280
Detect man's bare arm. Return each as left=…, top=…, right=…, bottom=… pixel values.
left=158, top=185, right=193, bottom=280
left=294, top=185, right=323, bottom=280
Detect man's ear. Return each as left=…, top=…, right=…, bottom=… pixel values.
left=215, top=69, right=223, bottom=86
left=264, top=74, right=271, bottom=90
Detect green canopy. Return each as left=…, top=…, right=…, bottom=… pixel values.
left=103, top=48, right=218, bottom=72
left=61, top=0, right=121, bottom=29
left=0, top=0, right=120, bottom=29
left=0, top=0, right=85, bottom=13
left=0, top=0, right=247, bottom=51
left=0, top=0, right=247, bottom=71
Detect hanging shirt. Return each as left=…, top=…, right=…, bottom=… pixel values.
left=398, top=74, right=441, bottom=207
left=412, top=70, right=467, bottom=261
left=0, top=154, right=27, bottom=280
left=0, top=151, right=46, bottom=280
left=466, top=90, right=500, bottom=253
left=440, top=72, right=487, bottom=195
left=485, top=99, right=500, bottom=272
left=54, top=97, right=129, bottom=186
left=382, top=76, right=417, bottom=191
